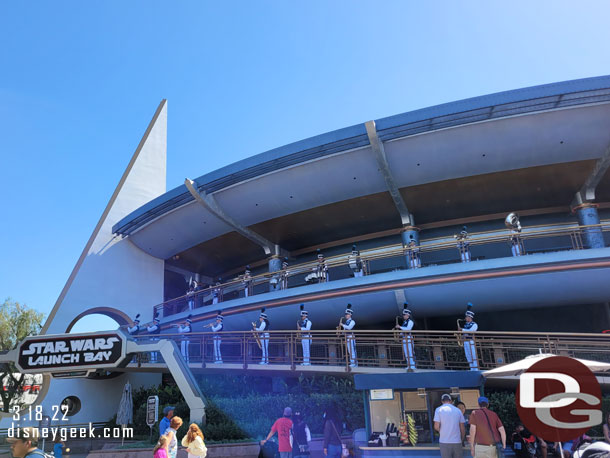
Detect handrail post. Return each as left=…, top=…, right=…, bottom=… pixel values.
left=201, top=334, right=206, bottom=368
left=290, top=332, right=295, bottom=371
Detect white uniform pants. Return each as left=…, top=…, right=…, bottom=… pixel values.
left=464, top=339, right=478, bottom=370
left=459, top=242, right=471, bottom=262
left=353, top=269, right=364, bottom=277
left=301, top=335, right=311, bottom=364
left=212, top=296, right=219, bottom=304
left=511, top=240, right=522, bottom=256
left=181, top=337, right=190, bottom=363
left=261, top=333, right=269, bottom=363
left=347, top=334, right=357, bottom=366
left=213, top=335, right=222, bottom=362
left=402, top=335, right=416, bottom=369
left=149, top=337, right=159, bottom=362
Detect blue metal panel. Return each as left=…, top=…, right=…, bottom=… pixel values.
left=354, top=371, right=483, bottom=390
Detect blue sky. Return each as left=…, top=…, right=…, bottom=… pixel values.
left=2, top=1, right=610, bottom=333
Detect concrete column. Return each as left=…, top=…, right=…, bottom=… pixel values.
left=575, top=204, right=605, bottom=249
left=268, top=256, right=282, bottom=291
left=401, top=226, right=420, bottom=269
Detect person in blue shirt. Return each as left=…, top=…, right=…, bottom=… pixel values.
left=53, top=438, right=65, bottom=458
left=159, top=406, right=175, bottom=438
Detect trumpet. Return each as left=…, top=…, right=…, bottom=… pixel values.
left=455, top=318, right=465, bottom=347
left=251, top=321, right=262, bottom=350
left=203, top=322, right=215, bottom=329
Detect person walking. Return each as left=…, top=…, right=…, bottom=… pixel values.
left=322, top=405, right=344, bottom=458
left=469, top=396, right=506, bottom=458
left=261, top=407, right=294, bottom=458
left=181, top=423, right=207, bottom=458
left=153, top=435, right=169, bottom=458
left=159, top=406, right=175, bottom=439
left=292, top=411, right=312, bottom=458
left=162, top=416, right=184, bottom=458
left=433, top=393, right=465, bottom=458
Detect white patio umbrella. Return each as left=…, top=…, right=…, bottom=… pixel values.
left=116, top=381, right=133, bottom=445
left=483, top=353, right=610, bottom=377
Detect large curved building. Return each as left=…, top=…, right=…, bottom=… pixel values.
left=6, top=76, right=610, bottom=430
left=109, top=74, right=610, bottom=334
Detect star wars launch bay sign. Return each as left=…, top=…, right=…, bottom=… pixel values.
left=16, top=332, right=127, bottom=373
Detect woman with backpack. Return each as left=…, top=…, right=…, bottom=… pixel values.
left=292, top=411, right=312, bottom=458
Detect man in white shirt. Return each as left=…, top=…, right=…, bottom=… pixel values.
left=434, top=394, right=465, bottom=458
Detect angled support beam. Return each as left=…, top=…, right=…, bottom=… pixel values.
left=185, top=179, right=287, bottom=257
left=126, top=339, right=206, bottom=424
left=572, top=142, right=610, bottom=207
left=365, top=121, right=414, bottom=226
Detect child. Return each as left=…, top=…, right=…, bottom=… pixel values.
left=153, top=435, right=169, bottom=458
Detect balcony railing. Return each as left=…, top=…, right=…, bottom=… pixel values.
left=155, top=221, right=610, bottom=319
left=130, top=330, right=610, bottom=372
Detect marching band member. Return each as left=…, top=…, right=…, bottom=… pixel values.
left=280, top=257, right=289, bottom=290
left=212, top=278, right=222, bottom=305
left=506, top=213, right=523, bottom=257
left=348, top=244, right=364, bottom=277
left=455, top=226, right=471, bottom=262
left=459, top=303, right=479, bottom=370
left=298, top=304, right=312, bottom=365
left=178, top=315, right=193, bottom=363
left=186, top=280, right=196, bottom=311
left=394, top=303, right=416, bottom=370
left=147, top=312, right=161, bottom=363
left=255, top=308, right=270, bottom=364
left=407, top=239, right=421, bottom=269
left=211, top=311, right=224, bottom=363
left=242, top=265, right=252, bottom=298
left=316, top=249, right=329, bottom=282
left=341, top=305, right=357, bottom=367
left=127, top=314, right=141, bottom=336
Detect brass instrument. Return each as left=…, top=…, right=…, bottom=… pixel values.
left=251, top=321, right=262, bottom=350
left=455, top=318, right=465, bottom=347
left=336, top=317, right=344, bottom=337
left=393, top=316, right=402, bottom=342
left=203, top=322, right=215, bottom=329
left=505, top=212, right=521, bottom=232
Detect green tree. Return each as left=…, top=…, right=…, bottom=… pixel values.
left=0, top=298, right=45, bottom=412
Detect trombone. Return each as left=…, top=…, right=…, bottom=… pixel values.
left=455, top=318, right=465, bottom=347
left=251, top=321, right=262, bottom=350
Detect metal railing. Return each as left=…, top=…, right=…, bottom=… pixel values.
left=130, top=330, right=610, bottom=372
left=155, top=221, right=610, bottom=319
